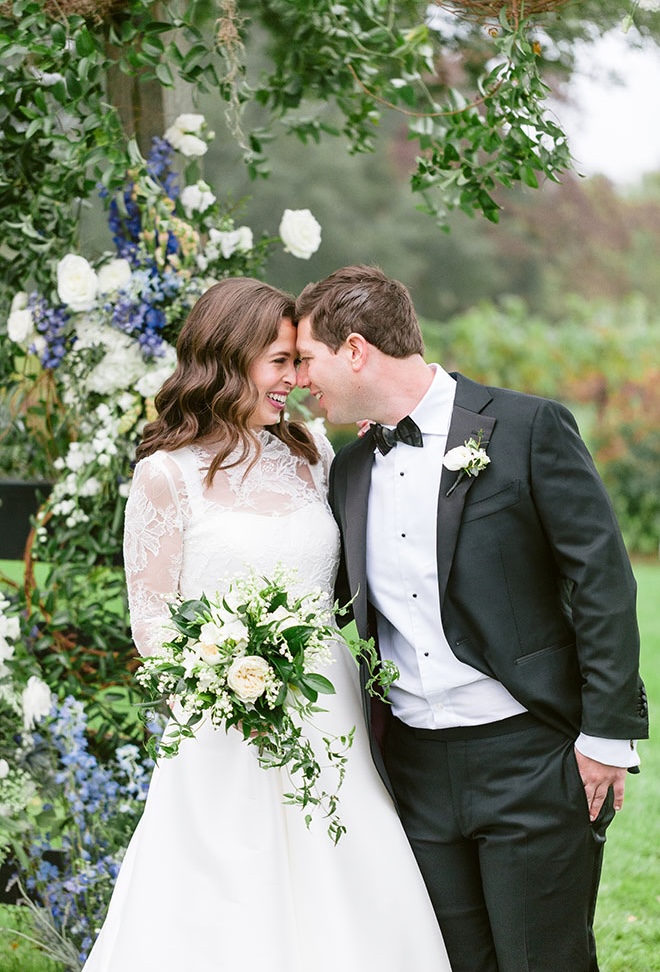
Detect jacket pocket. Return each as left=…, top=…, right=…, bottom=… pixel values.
left=462, top=480, right=521, bottom=522
left=514, top=640, right=574, bottom=665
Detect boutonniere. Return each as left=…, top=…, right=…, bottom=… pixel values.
left=443, top=431, right=491, bottom=497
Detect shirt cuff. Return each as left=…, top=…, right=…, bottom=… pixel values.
left=574, top=733, right=640, bottom=768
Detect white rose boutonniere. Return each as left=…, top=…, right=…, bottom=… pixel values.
left=443, top=431, right=491, bottom=497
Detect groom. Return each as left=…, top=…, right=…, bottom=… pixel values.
left=295, top=265, right=648, bottom=972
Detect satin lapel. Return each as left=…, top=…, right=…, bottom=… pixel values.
left=343, top=438, right=375, bottom=637
left=437, top=380, right=496, bottom=605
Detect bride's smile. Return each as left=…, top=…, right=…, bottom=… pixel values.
left=248, top=316, right=297, bottom=429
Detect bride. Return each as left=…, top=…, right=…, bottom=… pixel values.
left=82, top=277, right=451, bottom=972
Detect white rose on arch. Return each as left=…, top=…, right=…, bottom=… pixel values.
left=22, top=675, right=53, bottom=730
left=226, top=655, right=271, bottom=703
left=97, top=258, right=132, bottom=295
left=57, top=254, right=99, bottom=312
left=7, top=308, right=35, bottom=345
left=279, top=209, right=322, bottom=260
left=180, top=182, right=216, bottom=218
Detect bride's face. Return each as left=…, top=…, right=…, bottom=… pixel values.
left=247, top=317, right=298, bottom=429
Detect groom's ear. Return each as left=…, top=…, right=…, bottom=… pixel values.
left=345, top=332, right=369, bottom=372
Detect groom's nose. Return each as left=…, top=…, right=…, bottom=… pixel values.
left=296, top=363, right=310, bottom=388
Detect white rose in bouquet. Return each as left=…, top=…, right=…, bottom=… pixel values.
left=226, top=655, right=270, bottom=703
left=57, top=254, right=99, bottom=311
left=0, top=758, right=9, bottom=780
left=22, top=675, right=53, bottom=730
left=279, top=209, right=322, bottom=260
left=97, top=258, right=132, bottom=295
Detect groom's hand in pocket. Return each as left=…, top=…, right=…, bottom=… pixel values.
left=574, top=749, right=627, bottom=821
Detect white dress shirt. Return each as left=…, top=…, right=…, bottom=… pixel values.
left=365, top=364, right=639, bottom=767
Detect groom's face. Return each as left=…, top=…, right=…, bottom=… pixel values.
left=296, top=316, right=360, bottom=425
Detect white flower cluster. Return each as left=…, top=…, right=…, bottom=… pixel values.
left=0, top=597, right=53, bottom=730
left=6, top=291, right=35, bottom=345
left=43, top=403, right=131, bottom=531
left=164, top=112, right=210, bottom=158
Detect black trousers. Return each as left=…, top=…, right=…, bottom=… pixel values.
left=384, top=713, right=615, bottom=972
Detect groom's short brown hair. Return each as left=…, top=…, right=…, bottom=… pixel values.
left=296, top=265, right=424, bottom=358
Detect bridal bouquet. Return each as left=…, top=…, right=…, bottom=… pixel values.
left=136, top=566, right=397, bottom=844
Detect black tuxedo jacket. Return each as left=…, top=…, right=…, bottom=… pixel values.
left=329, top=374, right=648, bottom=773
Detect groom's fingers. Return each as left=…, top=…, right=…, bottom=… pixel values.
left=574, top=749, right=628, bottom=820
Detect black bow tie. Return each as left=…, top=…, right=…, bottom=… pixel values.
left=371, top=415, right=423, bottom=456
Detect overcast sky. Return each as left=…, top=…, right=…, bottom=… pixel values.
left=555, top=30, right=660, bottom=183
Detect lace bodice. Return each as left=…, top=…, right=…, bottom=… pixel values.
left=123, top=430, right=339, bottom=655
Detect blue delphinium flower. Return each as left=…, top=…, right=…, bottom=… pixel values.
left=28, top=294, right=71, bottom=369
left=147, top=136, right=179, bottom=199
left=21, top=696, right=152, bottom=964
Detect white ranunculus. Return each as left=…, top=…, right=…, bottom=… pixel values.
left=442, top=444, right=476, bottom=471
left=0, top=759, right=9, bottom=780
left=22, top=675, right=53, bottom=730
left=279, top=209, right=322, bottom=260
left=177, top=134, right=208, bottom=158
left=226, top=655, right=270, bottom=703
left=57, top=254, right=98, bottom=311
left=7, top=308, right=35, bottom=345
left=180, top=183, right=216, bottom=218
left=97, top=258, right=132, bottom=295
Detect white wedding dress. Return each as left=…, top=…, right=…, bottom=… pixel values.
left=83, top=430, right=451, bottom=972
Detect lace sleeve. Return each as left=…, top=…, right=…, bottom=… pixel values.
left=123, top=453, right=186, bottom=656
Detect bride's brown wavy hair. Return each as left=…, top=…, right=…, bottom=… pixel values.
left=136, top=277, right=319, bottom=482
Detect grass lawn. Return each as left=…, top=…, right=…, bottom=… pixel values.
left=1, top=560, right=658, bottom=971
left=594, top=559, right=660, bottom=972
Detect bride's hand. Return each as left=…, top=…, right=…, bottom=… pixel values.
left=357, top=419, right=375, bottom=438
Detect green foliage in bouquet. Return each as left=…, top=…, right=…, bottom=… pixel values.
left=137, top=566, right=398, bottom=844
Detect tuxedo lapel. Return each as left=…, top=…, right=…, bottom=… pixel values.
left=437, top=376, right=496, bottom=606
left=342, top=437, right=375, bottom=637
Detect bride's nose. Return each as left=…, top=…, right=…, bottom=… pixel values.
left=283, top=362, right=296, bottom=388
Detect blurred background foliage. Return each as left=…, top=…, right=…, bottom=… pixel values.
left=28, top=1, right=654, bottom=558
